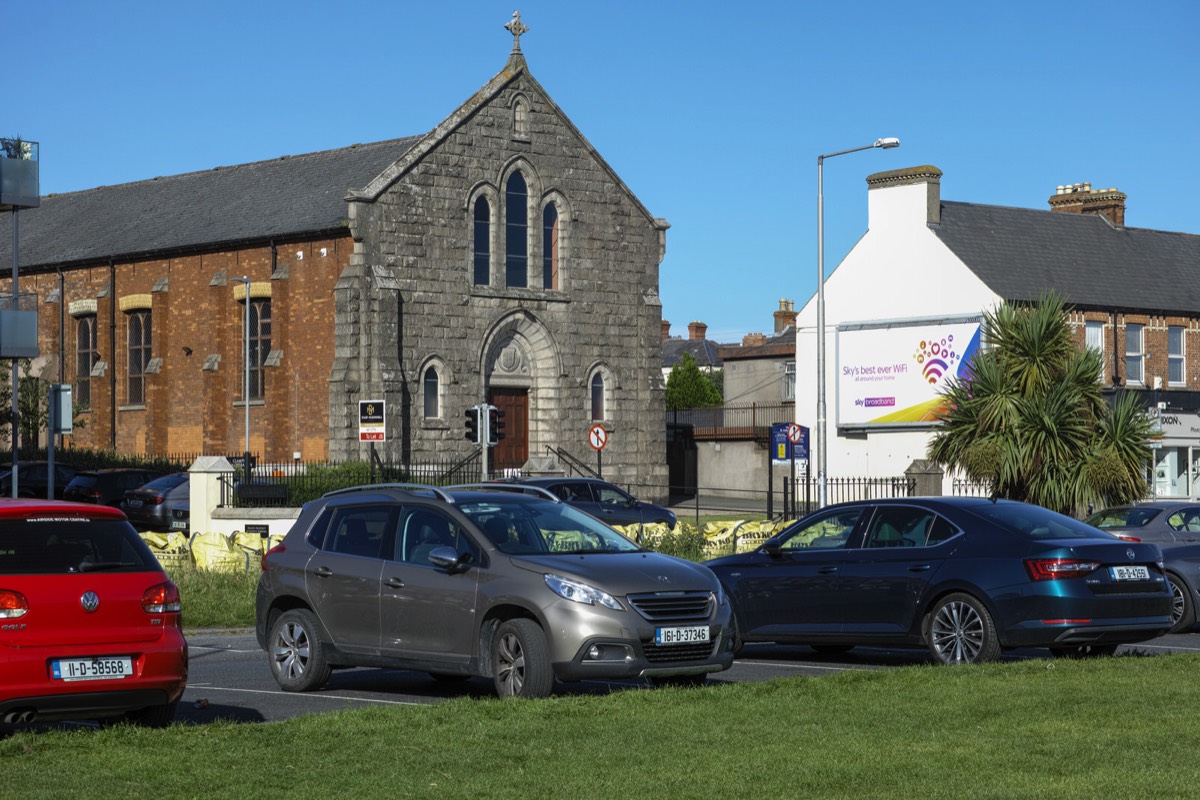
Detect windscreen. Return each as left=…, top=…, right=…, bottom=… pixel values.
left=0, top=518, right=160, bottom=575
left=459, top=499, right=642, bottom=555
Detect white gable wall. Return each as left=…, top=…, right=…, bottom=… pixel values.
left=794, top=172, right=1000, bottom=488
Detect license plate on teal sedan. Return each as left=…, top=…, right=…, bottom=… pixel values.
left=51, top=656, right=133, bottom=681
left=1111, top=565, right=1150, bottom=581
left=654, top=626, right=710, bottom=645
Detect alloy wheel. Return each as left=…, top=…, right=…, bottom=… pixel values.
left=274, top=620, right=311, bottom=681
left=930, top=600, right=985, bottom=663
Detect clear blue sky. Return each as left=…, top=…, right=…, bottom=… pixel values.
left=8, top=1, right=1198, bottom=343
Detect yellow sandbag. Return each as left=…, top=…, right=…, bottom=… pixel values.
left=189, top=531, right=255, bottom=572
left=139, top=531, right=193, bottom=571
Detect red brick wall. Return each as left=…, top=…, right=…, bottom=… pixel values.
left=1071, top=310, right=1199, bottom=390
left=3, top=235, right=349, bottom=461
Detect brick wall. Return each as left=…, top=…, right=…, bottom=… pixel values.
left=5, top=235, right=348, bottom=462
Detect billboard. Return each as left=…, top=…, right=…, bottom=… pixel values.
left=836, top=316, right=981, bottom=428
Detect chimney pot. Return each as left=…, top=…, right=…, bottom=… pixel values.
left=688, top=321, right=707, bottom=341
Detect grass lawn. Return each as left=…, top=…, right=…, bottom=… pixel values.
left=4, top=653, right=1197, bottom=799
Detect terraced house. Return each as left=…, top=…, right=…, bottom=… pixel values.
left=794, top=166, right=1200, bottom=497
left=0, top=16, right=670, bottom=492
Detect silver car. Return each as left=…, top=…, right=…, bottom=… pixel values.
left=255, top=484, right=733, bottom=697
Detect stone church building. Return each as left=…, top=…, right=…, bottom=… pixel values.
left=0, top=16, right=670, bottom=491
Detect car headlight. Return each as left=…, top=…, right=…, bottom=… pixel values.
left=545, top=573, right=624, bottom=610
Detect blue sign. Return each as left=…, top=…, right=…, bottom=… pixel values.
left=771, top=423, right=810, bottom=465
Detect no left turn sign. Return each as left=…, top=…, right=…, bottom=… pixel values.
left=588, top=424, right=608, bottom=451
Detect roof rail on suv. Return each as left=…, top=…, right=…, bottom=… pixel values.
left=448, top=483, right=561, bottom=503
left=321, top=483, right=455, bottom=503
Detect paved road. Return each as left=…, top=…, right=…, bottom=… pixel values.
left=173, top=628, right=1200, bottom=726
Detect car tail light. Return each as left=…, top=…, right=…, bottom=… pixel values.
left=1025, top=558, right=1101, bottom=581
left=0, top=589, right=29, bottom=619
left=1111, top=533, right=1141, bottom=542
left=262, top=542, right=286, bottom=571
left=143, top=581, right=182, bottom=614
left=149, top=495, right=165, bottom=505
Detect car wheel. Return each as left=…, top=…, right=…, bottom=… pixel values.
left=492, top=619, right=553, bottom=698
left=1167, top=572, right=1196, bottom=634
left=927, top=593, right=1001, bottom=665
left=123, top=701, right=177, bottom=728
left=810, top=645, right=855, bottom=655
left=1048, top=644, right=1119, bottom=659
left=269, top=609, right=331, bottom=692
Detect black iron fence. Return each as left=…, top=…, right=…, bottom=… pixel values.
left=218, top=451, right=489, bottom=508
left=951, top=478, right=992, bottom=497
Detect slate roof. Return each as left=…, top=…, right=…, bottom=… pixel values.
left=934, top=201, right=1200, bottom=314
left=662, top=337, right=724, bottom=371
left=719, top=328, right=795, bottom=362
left=0, top=135, right=424, bottom=271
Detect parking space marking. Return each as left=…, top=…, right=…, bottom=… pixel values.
left=183, top=685, right=426, bottom=706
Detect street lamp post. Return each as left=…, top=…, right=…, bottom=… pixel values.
left=234, top=276, right=252, bottom=475
left=816, top=137, right=899, bottom=508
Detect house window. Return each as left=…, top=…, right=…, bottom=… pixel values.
left=542, top=203, right=559, bottom=290
left=783, top=361, right=796, bottom=401
left=423, top=366, right=440, bottom=419
left=75, top=314, right=98, bottom=408
left=505, top=172, right=527, bottom=288
left=473, top=197, right=490, bottom=286
left=246, top=299, right=271, bottom=401
left=1085, top=321, right=1105, bottom=376
left=1169, top=325, right=1185, bottom=386
left=1125, top=323, right=1144, bottom=385
left=590, top=373, right=605, bottom=421
left=127, top=310, right=152, bottom=405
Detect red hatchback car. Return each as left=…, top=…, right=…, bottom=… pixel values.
left=0, top=499, right=187, bottom=728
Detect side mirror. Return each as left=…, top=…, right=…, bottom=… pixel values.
left=762, top=541, right=782, bottom=559
left=429, top=546, right=469, bottom=572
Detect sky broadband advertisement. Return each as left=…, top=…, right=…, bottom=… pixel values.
left=836, top=318, right=982, bottom=428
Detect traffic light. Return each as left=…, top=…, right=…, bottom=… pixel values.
left=464, top=406, right=480, bottom=444
left=487, top=406, right=506, bottom=446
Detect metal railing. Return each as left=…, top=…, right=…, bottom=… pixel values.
left=667, top=403, right=793, bottom=440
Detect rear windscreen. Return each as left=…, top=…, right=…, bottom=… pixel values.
left=963, top=503, right=1107, bottom=540
left=0, top=519, right=160, bottom=575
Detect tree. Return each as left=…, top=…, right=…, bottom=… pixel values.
left=928, top=292, right=1153, bottom=514
left=666, top=353, right=722, bottom=410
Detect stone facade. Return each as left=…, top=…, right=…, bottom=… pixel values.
left=329, top=49, right=669, bottom=491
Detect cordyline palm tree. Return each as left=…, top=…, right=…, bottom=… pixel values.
left=928, top=291, right=1153, bottom=515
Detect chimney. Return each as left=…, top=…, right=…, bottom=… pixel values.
left=661, top=320, right=671, bottom=342
left=688, top=321, right=707, bottom=341
left=866, top=165, right=943, bottom=226
left=742, top=332, right=767, bottom=346
left=773, top=299, right=796, bottom=333
left=1048, top=182, right=1126, bottom=227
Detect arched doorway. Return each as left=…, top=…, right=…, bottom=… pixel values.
left=482, top=312, right=560, bottom=474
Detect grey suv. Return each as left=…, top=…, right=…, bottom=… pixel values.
left=255, top=484, right=733, bottom=698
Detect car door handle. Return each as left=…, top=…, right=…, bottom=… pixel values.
left=313, top=566, right=333, bottom=578
left=384, top=577, right=405, bottom=588
left=817, top=567, right=839, bottom=574
left=908, top=565, right=932, bottom=572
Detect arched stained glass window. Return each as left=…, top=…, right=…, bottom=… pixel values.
left=505, top=172, right=528, bottom=288
left=473, top=197, right=490, bottom=286
left=423, top=367, right=440, bottom=419
left=543, top=203, right=559, bottom=290
left=590, top=373, right=605, bottom=421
